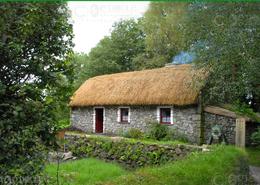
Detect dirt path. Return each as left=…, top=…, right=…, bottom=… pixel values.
left=250, top=166, right=260, bottom=185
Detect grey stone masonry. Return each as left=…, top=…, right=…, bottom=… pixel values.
left=204, top=112, right=236, bottom=144
left=70, top=105, right=201, bottom=144
left=70, top=107, right=93, bottom=133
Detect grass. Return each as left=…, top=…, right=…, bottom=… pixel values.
left=245, top=147, right=260, bottom=167
left=45, top=158, right=127, bottom=185
left=46, top=146, right=247, bottom=185
left=104, top=146, right=246, bottom=185
left=124, top=138, right=184, bottom=146
left=65, top=131, right=184, bottom=146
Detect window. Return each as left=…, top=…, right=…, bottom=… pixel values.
left=120, top=108, right=129, bottom=123
left=160, top=108, right=171, bottom=124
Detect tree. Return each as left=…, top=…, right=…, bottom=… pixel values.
left=141, top=2, right=259, bottom=110
left=70, top=53, right=90, bottom=90
left=134, top=2, right=189, bottom=69
left=0, top=2, right=73, bottom=179
left=85, top=19, right=145, bottom=78
left=185, top=3, right=260, bottom=109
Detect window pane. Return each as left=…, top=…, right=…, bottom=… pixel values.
left=120, top=108, right=129, bottom=122
left=122, top=115, right=128, bottom=121
left=160, top=108, right=171, bottom=124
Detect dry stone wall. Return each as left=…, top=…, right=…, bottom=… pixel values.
left=65, top=133, right=202, bottom=168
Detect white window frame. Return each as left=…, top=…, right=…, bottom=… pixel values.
left=157, top=106, right=174, bottom=125
left=117, top=107, right=131, bottom=123
left=93, top=107, right=105, bottom=133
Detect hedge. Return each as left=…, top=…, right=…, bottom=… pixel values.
left=65, top=133, right=202, bottom=168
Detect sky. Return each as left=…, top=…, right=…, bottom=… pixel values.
left=68, top=2, right=149, bottom=54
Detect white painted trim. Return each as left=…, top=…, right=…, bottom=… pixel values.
left=93, top=107, right=105, bottom=133
left=157, top=106, right=174, bottom=125
left=170, top=108, right=174, bottom=124
left=128, top=107, right=131, bottom=123
left=117, top=108, right=120, bottom=122
left=156, top=107, right=160, bottom=122
left=118, top=106, right=131, bottom=123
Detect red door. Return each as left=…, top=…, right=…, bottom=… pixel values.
left=95, top=108, right=103, bottom=133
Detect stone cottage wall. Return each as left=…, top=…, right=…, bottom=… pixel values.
left=204, top=112, right=236, bottom=144
left=104, top=106, right=155, bottom=134
left=172, top=106, right=201, bottom=143
left=71, top=105, right=201, bottom=143
left=70, top=107, right=93, bottom=132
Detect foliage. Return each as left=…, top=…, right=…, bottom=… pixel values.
left=123, top=128, right=144, bottom=139
left=145, top=121, right=189, bottom=142
left=245, top=147, right=260, bottom=167
left=184, top=3, right=260, bottom=109
left=83, top=19, right=145, bottom=78
left=71, top=53, right=89, bottom=89
left=105, top=146, right=248, bottom=185
left=46, top=59, right=75, bottom=131
left=45, top=158, right=127, bottom=185
left=147, top=121, right=169, bottom=140
left=0, top=2, right=73, bottom=178
left=251, top=127, right=260, bottom=146
left=66, top=134, right=197, bottom=168
left=133, top=2, right=189, bottom=69
left=163, top=128, right=189, bottom=143
left=224, top=102, right=260, bottom=122
left=139, top=2, right=259, bottom=111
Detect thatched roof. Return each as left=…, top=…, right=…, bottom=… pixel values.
left=70, top=64, right=205, bottom=107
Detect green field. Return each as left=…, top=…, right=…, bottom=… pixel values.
left=45, top=158, right=127, bottom=185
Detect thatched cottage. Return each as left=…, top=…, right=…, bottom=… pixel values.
left=70, top=64, right=258, bottom=145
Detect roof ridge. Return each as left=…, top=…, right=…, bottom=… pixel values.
left=91, top=64, right=192, bottom=80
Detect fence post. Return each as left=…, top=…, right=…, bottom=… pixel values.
left=235, top=118, right=246, bottom=147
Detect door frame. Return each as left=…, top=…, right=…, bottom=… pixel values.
left=93, top=107, right=105, bottom=133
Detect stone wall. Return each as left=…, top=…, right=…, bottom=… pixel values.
left=172, top=106, right=201, bottom=143
left=65, top=133, right=202, bottom=168
left=71, top=105, right=201, bottom=144
left=104, top=106, right=156, bottom=134
left=204, top=112, right=236, bottom=144
left=70, top=107, right=93, bottom=133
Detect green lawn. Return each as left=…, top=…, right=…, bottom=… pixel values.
left=246, top=147, right=260, bottom=167
left=104, top=146, right=246, bottom=185
left=46, top=146, right=247, bottom=185
left=45, top=158, right=127, bottom=185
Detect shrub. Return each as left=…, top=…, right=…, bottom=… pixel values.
left=116, top=128, right=125, bottom=137
left=147, top=121, right=168, bottom=140
left=163, top=128, right=188, bottom=143
left=163, top=128, right=176, bottom=141
left=124, top=128, right=144, bottom=139
left=173, top=132, right=189, bottom=143
left=251, top=127, right=260, bottom=146
left=57, top=119, right=70, bottom=130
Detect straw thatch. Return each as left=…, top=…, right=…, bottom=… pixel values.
left=70, top=64, right=205, bottom=107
